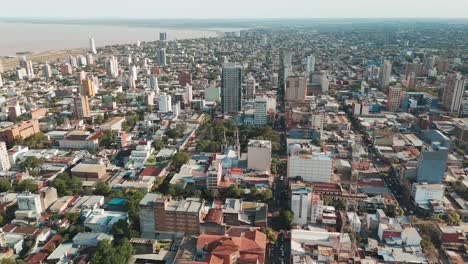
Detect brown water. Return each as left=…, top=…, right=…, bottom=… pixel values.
left=0, top=22, right=220, bottom=56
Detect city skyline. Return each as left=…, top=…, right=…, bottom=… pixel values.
left=1, top=0, right=468, bottom=19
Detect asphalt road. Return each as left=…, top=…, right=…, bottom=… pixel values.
left=266, top=232, right=290, bottom=264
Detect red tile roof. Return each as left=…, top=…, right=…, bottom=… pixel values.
left=140, top=166, right=165, bottom=177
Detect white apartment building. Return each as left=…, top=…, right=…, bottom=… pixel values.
left=291, top=185, right=311, bottom=226
left=0, top=142, right=11, bottom=171
left=411, top=183, right=444, bottom=205
left=247, top=140, right=271, bottom=173
left=159, top=93, right=172, bottom=113
left=288, top=153, right=332, bottom=183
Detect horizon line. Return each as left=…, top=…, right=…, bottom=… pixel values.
left=2, top=16, right=468, bottom=20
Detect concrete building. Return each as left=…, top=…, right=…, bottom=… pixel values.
left=416, top=142, right=448, bottom=184
left=83, top=209, right=127, bottom=233
left=442, top=73, right=466, bottom=113
left=73, top=96, right=91, bottom=119
left=291, top=184, right=311, bottom=226
left=286, top=75, right=307, bottom=101
left=245, top=76, right=256, bottom=100
left=379, top=60, right=392, bottom=89
left=247, top=140, right=271, bottom=173
left=139, top=193, right=161, bottom=238
left=221, top=63, right=242, bottom=114
left=0, top=142, right=11, bottom=171
left=158, top=93, right=172, bottom=113
left=15, top=192, right=43, bottom=221
left=206, top=160, right=222, bottom=190
left=310, top=112, right=325, bottom=132
left=411, top=183, right=444, bottom=205
left=288, top=153, right=332, bottom=183
left=0, top=120, right=40, bottom=145
left=310, top=194, right=324, bottom=224
left=387, top=84, right=403, bottom=112
left=139, top=195, right=205, bottom=237
left=8, top=103, right=21, bottom=122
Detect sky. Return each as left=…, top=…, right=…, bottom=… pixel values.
left=1, top=0, right=468, bottom=19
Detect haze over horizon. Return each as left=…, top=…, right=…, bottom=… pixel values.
left=1, top=0, right=468, bottom=19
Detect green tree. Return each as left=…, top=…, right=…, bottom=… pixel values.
left=277, top=210, right=294, bottom=230
left=94, top=182, right=112, bottom=196
left=90, top=239, right=134, bottom=264
left=111, top=219, right=130, bottom=242
left=49, top=173, right=83, bottom=196
left=21, top=156, right=44, bottom=175
left=226, top=185, right=242, bottom=198
left=172, top=152, right=190, bottom=168
left=0, top=179, right=12, bottom=192
left=15, top=179, right=38, bottom=192
left=447, top=211, right=461, bottom=226
left=261, top=227, right=277, bottom=243
left=152, top=139, right=165, bottom=151
left=100, top=130, right=117, bottom=148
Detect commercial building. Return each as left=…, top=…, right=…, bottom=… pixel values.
left=247, top=140, right=271, bottom=173
left=416, top=142, right=448, bottom=183
left=254, top=99, right=268, bottom=125
left=386, top=84, right=403, bottom=112
left=0, top=120, right=40, bottom=145
left=221, top=63, right=242, bottom=114
left=288, top=153, right=333, bottom=183
left=286, top=75, right=307, bottom=101
left=73, top=96, right=91, bottom=119
left=442, top=73, right=466, bottom=113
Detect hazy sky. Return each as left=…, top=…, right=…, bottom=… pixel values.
left=1, top=0, right=467, bottom=19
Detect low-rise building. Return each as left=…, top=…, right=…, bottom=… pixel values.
left=58, top=130, right=100, bottom=149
